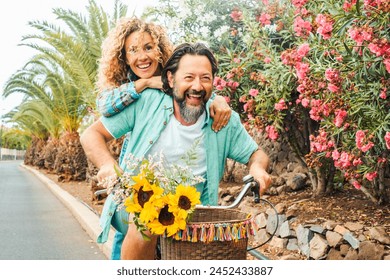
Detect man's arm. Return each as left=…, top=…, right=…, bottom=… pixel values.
left=80, top=120, right=122, bottom=182
left=247, top=148, right=271, bottom=196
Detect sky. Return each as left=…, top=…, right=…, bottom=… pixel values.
left=0, top=0, right=157, bottom=118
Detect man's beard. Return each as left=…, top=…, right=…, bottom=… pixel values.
left=173, top=88, right=206, bottom=124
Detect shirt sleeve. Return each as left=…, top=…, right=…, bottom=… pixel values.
left=227, top=113, right=258, bottom=164
left=96, top=82, right=141, bottom=117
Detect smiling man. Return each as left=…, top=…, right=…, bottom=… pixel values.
left=80, top=42, right=271, bottom=259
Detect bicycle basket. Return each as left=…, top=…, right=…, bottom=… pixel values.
left=160, top=208, right=255, bottom=260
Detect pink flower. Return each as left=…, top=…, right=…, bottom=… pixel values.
left=328, top=83, right=340, bottom=93
left=353, top=158, right=363, bottom=166
left=295, top=62, right=310, bottom=80
left=275, top=98, right=288, bottom=111
left=264, top=57, right=272, bottom=63
left=365, top=171, right=378, bottom=181
left=379, top=88, right=387, bottom=99
left=249, top=89, right=259, bottom=97
left=301, top=98, right=310, bottom=107
left=325, top=68, right=340, bottom=83
left=292, top=0, right=308, bottom=7
left=230, top=10, right=243, bottom=22
left=315, top=14, right=333, bottom=40
left=332, top=149, right=340, bottom=161
left=343, top=0, right=357, bottom=12
left=361, top=142, right=374, bottom=152
left=213, top=76, right=227, bottom=90
left=223, top=96, right=231, bottom=103
left=297, top=43, right=310, bottom=58
left=384, top=59, right=390, bottom=74
left=334, top=109, right=347, bottom=127
left=352, top=181, right=361, bottom=189
left=259, top=13, right=271, bottom=26
left=265, top=125, right=279, bottom=140
left=239, top=95, right=247, bottom=103
left=348, top=26, right=373, bottom=46
left=293, top=17, right=312, bottom=38
left=385, top=132, right=390, bottom=149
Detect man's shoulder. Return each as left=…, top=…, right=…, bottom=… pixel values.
left=136, top=88, right=172, bottom=107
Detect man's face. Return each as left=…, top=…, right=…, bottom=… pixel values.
left=168, top=54, right=213, bottom=124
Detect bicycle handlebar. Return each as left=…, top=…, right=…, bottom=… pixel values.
left=196, top=174, right=260, bottom=210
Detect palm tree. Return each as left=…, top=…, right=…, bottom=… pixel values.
left=2, top=0, right=128, bottom=181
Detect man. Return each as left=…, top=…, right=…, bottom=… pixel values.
left=80, top=42, right=271, bottom=259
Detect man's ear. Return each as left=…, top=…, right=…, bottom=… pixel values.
left=167, top=71, right=174, bottom=88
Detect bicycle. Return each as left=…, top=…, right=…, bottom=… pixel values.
left=158, top=175, right=278, bottom=260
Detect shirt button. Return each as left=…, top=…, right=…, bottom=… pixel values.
left=163, top=121, right=167, bottom=125
left=109, top=212, right=113, bottom=217
left=149, top=140, right=153, bottom=144
left=163, top=105, right=167, bottom=109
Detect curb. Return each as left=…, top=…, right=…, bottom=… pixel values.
left=21, top=163, right=114, bottom=259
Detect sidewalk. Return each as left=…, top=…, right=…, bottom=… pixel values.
left=21, top=163, right=114, bottom=259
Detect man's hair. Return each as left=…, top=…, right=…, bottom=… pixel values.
left=162, top=42, right=218, bottom=96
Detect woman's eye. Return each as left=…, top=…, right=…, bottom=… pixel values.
left=145, top=45, right=154, bottom=52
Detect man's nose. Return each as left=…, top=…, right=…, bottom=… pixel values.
left=191, top=78, right=203, bottom=91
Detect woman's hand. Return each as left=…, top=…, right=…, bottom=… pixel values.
left=209, top=95, right=232, bottom=132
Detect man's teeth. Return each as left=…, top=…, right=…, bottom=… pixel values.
left=188, top=94, right=201, bottom=98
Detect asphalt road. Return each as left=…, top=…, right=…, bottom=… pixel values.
left=0, top=160, right=106, bottom=260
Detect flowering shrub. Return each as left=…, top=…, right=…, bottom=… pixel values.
left=212, top=0, right=389, bottom=202
left=143, top=0, right=389, bottom=203
left=107, top=153, right=204, bottom=239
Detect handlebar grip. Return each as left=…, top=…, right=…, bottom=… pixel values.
left=243, top=175, right=260, bottom=203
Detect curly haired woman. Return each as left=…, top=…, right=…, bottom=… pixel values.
left=94, top=17, right=232, bottom=259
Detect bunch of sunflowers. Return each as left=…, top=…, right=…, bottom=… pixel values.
left=109, top=153, right=204, bottom=239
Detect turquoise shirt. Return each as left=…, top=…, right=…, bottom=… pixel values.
left=97, top=89, right=258, bottom=244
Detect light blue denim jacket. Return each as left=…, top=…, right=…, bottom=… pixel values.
left=96, top=89, right=258, bottom=248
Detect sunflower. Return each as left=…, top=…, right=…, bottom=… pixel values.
left=138, top=185, right=165, bottom=223
left=168, top=185, right=201, bottom=218
left=124, top=172, right=163, bottom=215
left=147, top=196, right=187, bottom=237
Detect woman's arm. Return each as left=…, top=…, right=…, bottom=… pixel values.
left=209, top=94, right=232, bottom=132
left=97, top=76, right=163, bottom=117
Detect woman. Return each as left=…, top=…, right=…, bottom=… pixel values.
left=94, top=17, right=232, bottom=259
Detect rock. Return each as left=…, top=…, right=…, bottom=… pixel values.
left=254, top=229, right=271, bottom=245
left=344, top=222, right=364, bottom=232
left=279, top=254, right=301, bottom=260
left=358, top=241, right=385, bottom=260
left=327, top=248, right=343, bottom=260
left=310, top=225, right=325, bottom=234
left=286, top=173, right=307, bottom=191
left=279, top=221, right=294, bottom=238
left=274, top=202, right=287, bottom=214
left=344, top=232, right=360, bottom=249
left=344, top=249, right=358, bottom=260
left=269, top=236, right=288, bottom=249
left=384, top=255, right=390, bottom=260
left=254, top=213, right=267, bottom=229
left=334, top=225, right=349, bottom=235
left=309, top=234, right=329, bottom=259
left=323, top=220, right=338, bottom=230
left=339, top=244, right=351, bottom=257
left=296, top=224, right=313, bottom=257
left=326, top=231, right=343, bottom=247
left=368, top=227, right=390, bottom=245
left=285, top=204, right=299, bottom=219
left=287, top=238, right=299, bottom=251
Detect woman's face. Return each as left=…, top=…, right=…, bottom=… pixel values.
left=124, top=31, right=161, bottom=79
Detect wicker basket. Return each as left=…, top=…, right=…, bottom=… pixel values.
left=160, top=208, right=254, bottom=260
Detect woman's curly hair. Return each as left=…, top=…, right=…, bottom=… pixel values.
left=96, top=17, right=173, bottom=92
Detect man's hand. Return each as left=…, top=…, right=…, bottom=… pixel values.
left=247, top=149, right=272, bottom=195
left=96, top=163, right=123, bottom=183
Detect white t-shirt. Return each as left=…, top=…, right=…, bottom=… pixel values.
left=146, top=112, right=207, bottom=178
